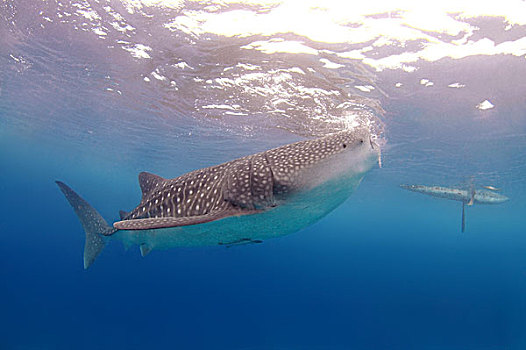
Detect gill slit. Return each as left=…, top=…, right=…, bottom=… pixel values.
left=249, top=155, right=255, bottom=210
left=264, top=152, right=275, bottom=204
left=214, top=164, right=229, bottom=211
left=169, top=181, right=176, bottom=217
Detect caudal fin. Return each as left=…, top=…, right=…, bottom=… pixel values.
left=56, top=181, right=115, bottom=269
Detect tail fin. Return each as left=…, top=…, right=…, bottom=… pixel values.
left=56, top=181, right=115, bottom=269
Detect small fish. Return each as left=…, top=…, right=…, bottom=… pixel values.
left=482, top=185, right=500, bottom=191
left=218, top=238, right=263, bottom=248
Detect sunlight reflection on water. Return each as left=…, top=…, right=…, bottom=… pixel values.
left=1, top=0, right=525, bottom=191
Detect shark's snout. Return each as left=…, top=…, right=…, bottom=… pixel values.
left=477, top=190, right=509, bottom=204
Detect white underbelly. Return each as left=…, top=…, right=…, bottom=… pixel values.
left=112, top=172, right=365, bottom=251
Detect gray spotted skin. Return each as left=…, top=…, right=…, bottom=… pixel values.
left=117, top=129, right=372, bottom=230
left=223, top=153, right=274, bottom=210
left=265, top=130, right=368, bottom=194
left=127, top=163, right=232, bottom=221
left=56, top=181, right=115, bottom=268
left=400, top=185, right=509, bottom=204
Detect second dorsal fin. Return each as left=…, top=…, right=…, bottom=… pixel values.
left=119, top=210, right=130, bottom=220
left=138, top=171, right=165, bottom=199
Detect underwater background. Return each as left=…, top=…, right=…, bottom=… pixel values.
left=1, top=1, right=526, bottom=349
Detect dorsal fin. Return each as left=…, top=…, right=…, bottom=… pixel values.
left=140, top=243, right=152, bottom=257
left=138, top=172, right=165, bottom=199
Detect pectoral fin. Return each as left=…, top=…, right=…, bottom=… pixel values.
left=113, top=208, right=259, bottom=230
left=140, top=244, right=152, bottom=257
left=467, top=186, right=475, bottom=206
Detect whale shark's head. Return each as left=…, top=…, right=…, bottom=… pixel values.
left=220, top=127, right=381, bottom=210
left=263, top=127, right=379, bottom=196
left=475, top=189, right=509, bottom=204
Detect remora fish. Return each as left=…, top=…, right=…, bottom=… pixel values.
left=57, top=128, right=379, bottom=268
left=400, top=184, right=509, bottom=232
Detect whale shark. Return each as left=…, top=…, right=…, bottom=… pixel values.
left=57, top=128, right=379, bottom=268
left=400, top=184, right=509, bottom=232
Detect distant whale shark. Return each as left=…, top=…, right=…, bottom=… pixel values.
left=57, top=128, right=379, bottom=268
left=400, top=184, right=509, bottom=232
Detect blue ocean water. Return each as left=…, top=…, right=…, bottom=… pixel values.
left=1, top=1, right=526, bottom=349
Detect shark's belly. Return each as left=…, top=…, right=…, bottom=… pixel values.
left=113, top=172, right=365, bottom=250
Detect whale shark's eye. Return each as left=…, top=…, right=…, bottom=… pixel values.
left=360, top=139, right=364, bottom=143
left=342, top=143, right=347, bottom=148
